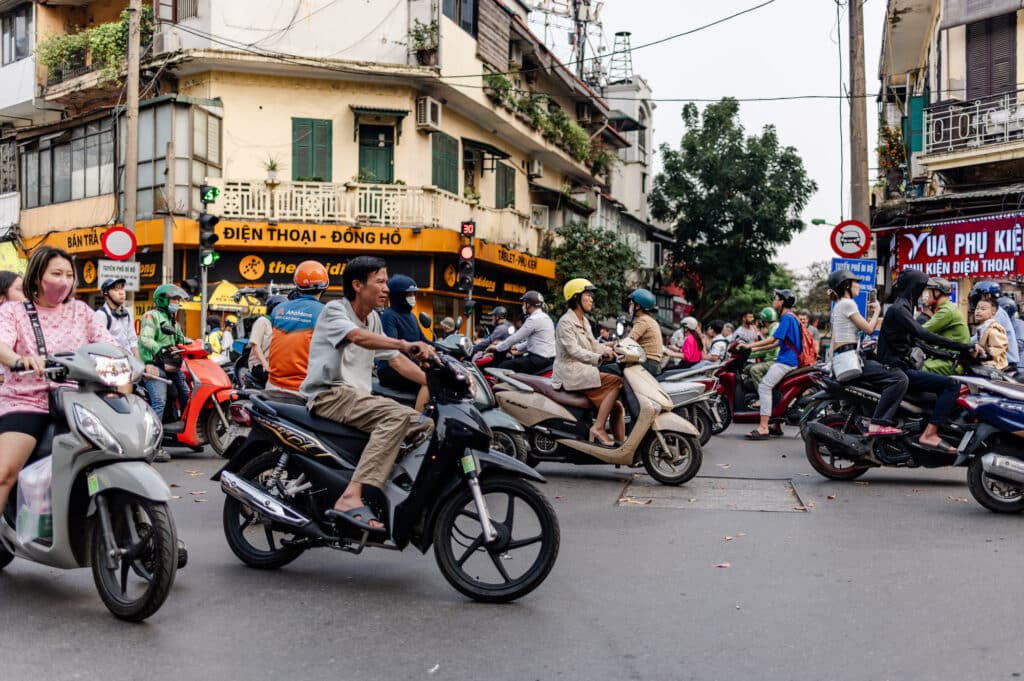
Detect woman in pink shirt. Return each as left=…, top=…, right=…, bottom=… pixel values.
left=0, top=246, right=115, bottom=512
left=679, top=316, right=704, bottom=365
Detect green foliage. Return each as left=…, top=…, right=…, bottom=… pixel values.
left=36, top=5, right=154, bottom=84
left=561, top=120, right=591, bottom=162
left=796, top=260, right=832, bottom=316
left=588, top=144, right=619, bottom=177
left=483, top=71, right=513, bottom=104
left=550, top=221, right=641, bottom=320
left=409, top=19, right=439, bottom=51
left=649, top=98, right=817, bottom=318
left=36, top=31, right=89, bottom=74
left=710, top=266, right=796, bottom=322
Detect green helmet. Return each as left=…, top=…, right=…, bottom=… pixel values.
left=154, top=284, right=189, bottom=310
left=759, top=306, right=777, bottom=323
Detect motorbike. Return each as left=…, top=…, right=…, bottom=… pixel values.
left=213, top=351, right=559, bottom=603
left=488, top=337, right=703, bottom=485
left=1, top=344, right=179, bottom=621
left=151, top=330, right=239, bottom=457
left=373, top=332, right=530, bottom=464
left=659, top=375, right=720, bottom=446
left=715, top=342, right=821, bottom=430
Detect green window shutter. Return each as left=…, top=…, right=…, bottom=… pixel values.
left=496, top=163, right=515, bottom=209
left=432, top=133, right=458, bottom=194
left=908, top=95, right=925, bottom=154
left=292, top=118, right=312, bottom=180
left=313, top=119, right=332, bottom=181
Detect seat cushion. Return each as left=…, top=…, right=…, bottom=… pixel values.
left=511, top=374, right=592, bottom=410
left=267, top=401, right=371, bottom=443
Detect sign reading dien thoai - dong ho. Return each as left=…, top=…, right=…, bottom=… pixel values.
left=218, top=223, right=406, bottom=248
left=897, top=213, right=1024, bottom=279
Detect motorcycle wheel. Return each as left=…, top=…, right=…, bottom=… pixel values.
left=200, top=406, right=231, bottom=457
left=686, top=406, right=713, bottom=447
left=433, top=475, right=559, bottom=603
left=804, top=414, right=870, bottom=480
left=490, top=429, right=531, bottom=465
left=967, top=456, right=1024, bottom=513
left=641, top=431, right=702, bottom=485
left=710, top=396, right=732, bottom=435
left=222, top=451, right=306, bottom=569
left=91, top=494, right=177, bottom=622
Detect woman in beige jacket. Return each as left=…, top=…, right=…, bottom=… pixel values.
left=552, top=278, right=625, bottom=445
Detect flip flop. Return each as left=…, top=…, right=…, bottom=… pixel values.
left=745, top=430, right=770, bottom=441
left=326, top=506, right=386, bottom=534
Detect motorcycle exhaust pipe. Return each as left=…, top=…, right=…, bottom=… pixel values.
left=221, top=471, right=314, bottom=529
left=980, top=453, right=1024, bottom=486
left=803, top=422, right=869, bottom=457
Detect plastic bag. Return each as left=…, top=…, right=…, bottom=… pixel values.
left=16, top=457, right=53, bottom=544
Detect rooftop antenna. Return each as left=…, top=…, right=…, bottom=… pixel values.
left=607, top=30, right=634, bottom=85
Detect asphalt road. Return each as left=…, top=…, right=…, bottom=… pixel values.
left=4, top=426, right=1024, bottom=681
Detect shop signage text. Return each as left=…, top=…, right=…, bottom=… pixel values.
left=220, top=224, right=403, bottom=248
left=897, top=214, right=1024, bottom=279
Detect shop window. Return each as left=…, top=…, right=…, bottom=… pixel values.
left=432, top=132, right=459, bottom=195
left=21, top=117, right=115, bottom=209
left=292, top=118, right=332, bottom=182
left=2, top=4, right=31, bottom=66
left=495, top=162, right=515, bottom=209
left=443, top=0, right=476, bottom=36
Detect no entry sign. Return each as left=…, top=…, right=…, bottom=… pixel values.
left=101, top=226, right=136, bottom=261
left=830, top=220, right=871, bottom=258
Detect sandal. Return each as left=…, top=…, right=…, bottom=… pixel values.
left=326, top=506, right=386, bottom=534
left=745, top=429, right=770, bottom=441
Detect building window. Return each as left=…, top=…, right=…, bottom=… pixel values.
left=0, top=140, right=16, bottom=194
left=966, top=13, right=1016, bottom=100
left=443, top=0, right=476, bottom=37
left=2, top=4, right=31, bottom=66
left=495, top=162, right=515, bottom=209
left=292, top=118, right=332, bottom=182
left=21, top=118, right=115, bottom=209
left=431, top=132, right=459, bottom=195
left=155, top=0, right=199, bottom=23
left=638, top=109, right=648, bottom=155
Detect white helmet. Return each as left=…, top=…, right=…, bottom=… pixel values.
left=681, top=316, right=698, bottom=331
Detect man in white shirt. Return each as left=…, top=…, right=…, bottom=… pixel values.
left=94, top=278, right=139, bottom=359
left=486, top=290, right=556, bottom=374
left=732, top=310, right=760, bottom=345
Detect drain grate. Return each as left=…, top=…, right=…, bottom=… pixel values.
left=618, top=476, right=806, bottom=513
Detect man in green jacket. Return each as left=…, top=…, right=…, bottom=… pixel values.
left=139, top=284, right=190, bottom=460
left=922, top=277, right=970, bottom=375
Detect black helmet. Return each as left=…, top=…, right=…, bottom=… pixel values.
left=101, top=277, right=126, bottom=294
left=998, top=295, right=1019, bottom=318
left=265, top=294, right=287, bottom=316
left=773, top=288, right=796, bottom=308
left=969, top=280, right=1001, bottom=308
left=827, top=269, right=858, bottom=295
left=206, top=315, right=220, bottom=329
left=522, top=290, right=545, bottom=307
left=926, top=277, right=952, bottom=296
left=492, top=306, right=508, bottom=320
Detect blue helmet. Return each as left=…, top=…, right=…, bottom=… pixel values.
left=998, top=295, right=1018, bottom=318
left=969, top=280, right=1002, bottom=308
left=628, top=288, right=657, bottom=312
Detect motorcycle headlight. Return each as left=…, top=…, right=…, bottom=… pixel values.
left=142, top=405, right=163, bottom=453
left=73, top=403, right=124, bottom=456
left=90, top=354, right=133, bottom=386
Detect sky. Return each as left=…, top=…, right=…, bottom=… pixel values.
left=531, top=0, right=889, bottom=276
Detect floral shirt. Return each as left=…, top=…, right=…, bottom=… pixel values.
left=0, top=300, right=114, bottom=417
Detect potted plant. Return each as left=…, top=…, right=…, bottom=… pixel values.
left=463, top=186, right=481, bottom=204
left=877, top=124, right=907, bottom=195
left=410, top=19, right=438, bottom=66
left=263, top=156, right=281, bottom=183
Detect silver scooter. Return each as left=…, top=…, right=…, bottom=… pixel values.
left=0, top=344, right=179, bottom=621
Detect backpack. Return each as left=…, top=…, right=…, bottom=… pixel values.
left=784, top=312, right=817, bottom=367
left=99, top=305, right=113, bottom=329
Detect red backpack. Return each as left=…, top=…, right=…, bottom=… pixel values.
left=784, top=312, right=817, bottom=367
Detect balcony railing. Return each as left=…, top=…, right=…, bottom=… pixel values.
left=925, top=89, right=1024, bottom=155
left=211, top=180, right=536, bottom=251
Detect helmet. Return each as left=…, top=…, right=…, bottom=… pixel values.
left=224, top=314, right=238, bottom=327
left=293, top=260, right=329, bottom=291
left=681, top=316, right=698, bottom=331
left=265, top=294, right=287, bottom=316
left=926, top=277, right=952, bottom=296
left=522, top=290, right=545, bottom=306
left=759, top=306, right=777, bottom=323
left=154, top=284, right=189, bottom=310
left=773, top=288, right=796, bottom=308
left=387, top=274, right=418, bottom=296
left=969, top=280, right=1001, bottom=308
left=492, top=306, right=508, bottom=320
left=998, top=295, right=1019, bottom=318
left=206, top=315, right=220, bottom=329
left=628, top=288, right=657, bottom=312
left=827, top=269, right=859, bottom=295
left=562, top=278, right=597, bottom=302
left=101, top=277, right=126, bottom=294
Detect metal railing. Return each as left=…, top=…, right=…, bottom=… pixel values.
left=925, top=89, right=1024, bottom=154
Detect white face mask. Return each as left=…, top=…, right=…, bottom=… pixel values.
left=406, top=295, right=417, bottom=308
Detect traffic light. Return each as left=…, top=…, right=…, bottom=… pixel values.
left=199, top=183, right=220, bottom=206
left=199, top=212, right=220, bottom=268
left=457, top=243, right=474, bottom=291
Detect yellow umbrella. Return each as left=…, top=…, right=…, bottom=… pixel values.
left=0, top=242, right=26, bottom=274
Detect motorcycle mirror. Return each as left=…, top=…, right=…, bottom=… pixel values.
left=455, top=315, right=463, bottom=329
left=419, top=312, right=433, bottom=329
left=615, top=321, right=625, bottom=337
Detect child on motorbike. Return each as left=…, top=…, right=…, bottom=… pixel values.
left=972, top=299, right=1009, bottom=371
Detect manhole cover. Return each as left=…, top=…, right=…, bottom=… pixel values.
left=618, top=476, right=806, bottom=513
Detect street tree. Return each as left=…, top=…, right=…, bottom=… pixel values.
left=649, top=98, right=817, bottom=319
left=797, top=261, right=832, bottom=316
left=550, top=221, right=641, bottom=320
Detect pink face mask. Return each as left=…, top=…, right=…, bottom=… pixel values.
left=41, top=280, right=72, bottom=306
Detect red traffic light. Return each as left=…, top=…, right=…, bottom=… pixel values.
left=460, top=220, right=476, bottom=236
left=459, top=244, right=474, bottom=260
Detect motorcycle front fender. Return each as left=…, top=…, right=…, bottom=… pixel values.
left=653, top=410, right=700, bottom=437
left=481, top=408, right=526, bottom=433
left=88, top=461, right=172, bottom=504
left=799, top=397, right=835, bottom=426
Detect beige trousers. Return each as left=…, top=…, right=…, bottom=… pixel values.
left=310, top=384, right=434, bottom=489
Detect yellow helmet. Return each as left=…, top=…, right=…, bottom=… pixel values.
left=225, top=314, right=238, bottom=326
left=563, top=278, right=597, bottom=302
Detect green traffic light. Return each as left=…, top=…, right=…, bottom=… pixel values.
left=201, top=251, right=220, bottom=267
left=201, top=186, right=221, bottom=204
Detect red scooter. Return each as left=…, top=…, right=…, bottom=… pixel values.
left=714, top=342, right=822, bottom=428
left=158, top=338, right=239, bottom=456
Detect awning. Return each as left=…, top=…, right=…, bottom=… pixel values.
left=463, top=137, right=510, bottom=172
left=607, top=109, right=643, bottom=132
left=350, top=106, right=409, bottom=143
left=647, top=228, right=675, bottom=245
left=528, top=182, right=595, bottom=215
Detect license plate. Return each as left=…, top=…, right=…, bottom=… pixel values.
left=957, top=431, right=974, bottom=453
left=87, top=472, right=99, bottom=496
left=460, top=455, right=477, bottom=474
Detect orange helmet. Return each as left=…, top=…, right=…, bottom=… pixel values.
left=294, top=260, right=329, bottom=291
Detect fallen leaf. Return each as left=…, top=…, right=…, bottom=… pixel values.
left=169, top=483, right=179, bottom=488
left=618, top=497, right=653, bottom=505
left=193, top=498, right=206, bottom=503
left=793, top=505, right=807, bottom=511
left=428, top=664, right=439, bottom=674
left=171, top=495, right=181, bottom=500
left=715, top=562, right=731, bottom=568
left=190, top=490, right=207, bottom=496
left=716, top=463, right=732, bottom=469
left=854, top=481, right=870, bottom=486
left=688, top=498, right=697, bottom=503
left=554, top=496, right=565, bottom=500
left=736, top=532, right=747, bottom=537
left=947, top=496, right=969, bottom=503
left=826, top=495, right=836, bottom=500
left=806, top=501, right=816, bottom=508
left=724, top=536, right=734, bottom=541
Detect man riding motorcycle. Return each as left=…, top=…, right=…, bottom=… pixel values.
left=378, top=273, right=430, bottom=411
left=921, top=277, right=970, bottom=376
left=486, top=290, right=556, bottom=374
left=267, top=261, right=328, bottom=397
left=472, top=306, right=512, bottom=354
left=247, top=294, right=286, bottom=385
left=139, top=284, right=191, bottom=453
left=95, top=277, right=139, bottom=359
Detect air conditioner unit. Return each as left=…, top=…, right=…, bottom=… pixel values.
left=151, top=27, right=180, bottom=56
left=415, top=96, right=443, bottom=132
left=527, top=158, right=544, bottom=178
left=509, top=42, right=524, bottom=70
left=576, top=102, right=592, bottom=125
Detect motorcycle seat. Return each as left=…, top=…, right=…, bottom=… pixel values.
left=371, top=381, right=416, bottom=405
left=510, top=374, right=592, bottom=410
left=265, top=400, right=371, bottom=446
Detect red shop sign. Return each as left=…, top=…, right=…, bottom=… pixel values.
left=896, top=213, right=1024, bottom=279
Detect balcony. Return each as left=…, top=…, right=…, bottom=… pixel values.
left=923, top=90, right=1024, bottom=169
left=210, top=180, right=538, bottom=252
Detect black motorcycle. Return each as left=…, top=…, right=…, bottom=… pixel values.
left=213, top=353, right=560, bottom=603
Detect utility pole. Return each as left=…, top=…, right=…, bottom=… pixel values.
left=162, top=139, right=174, bottom=284
left=124, top=0, right=140, bottom=303
left=849, top=0, right=869, bottom=225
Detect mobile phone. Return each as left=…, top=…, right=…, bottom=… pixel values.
left=867, top=289, right=877, bottom=304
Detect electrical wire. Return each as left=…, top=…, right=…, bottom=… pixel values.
left=836, top=0, right=845, bottom=221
